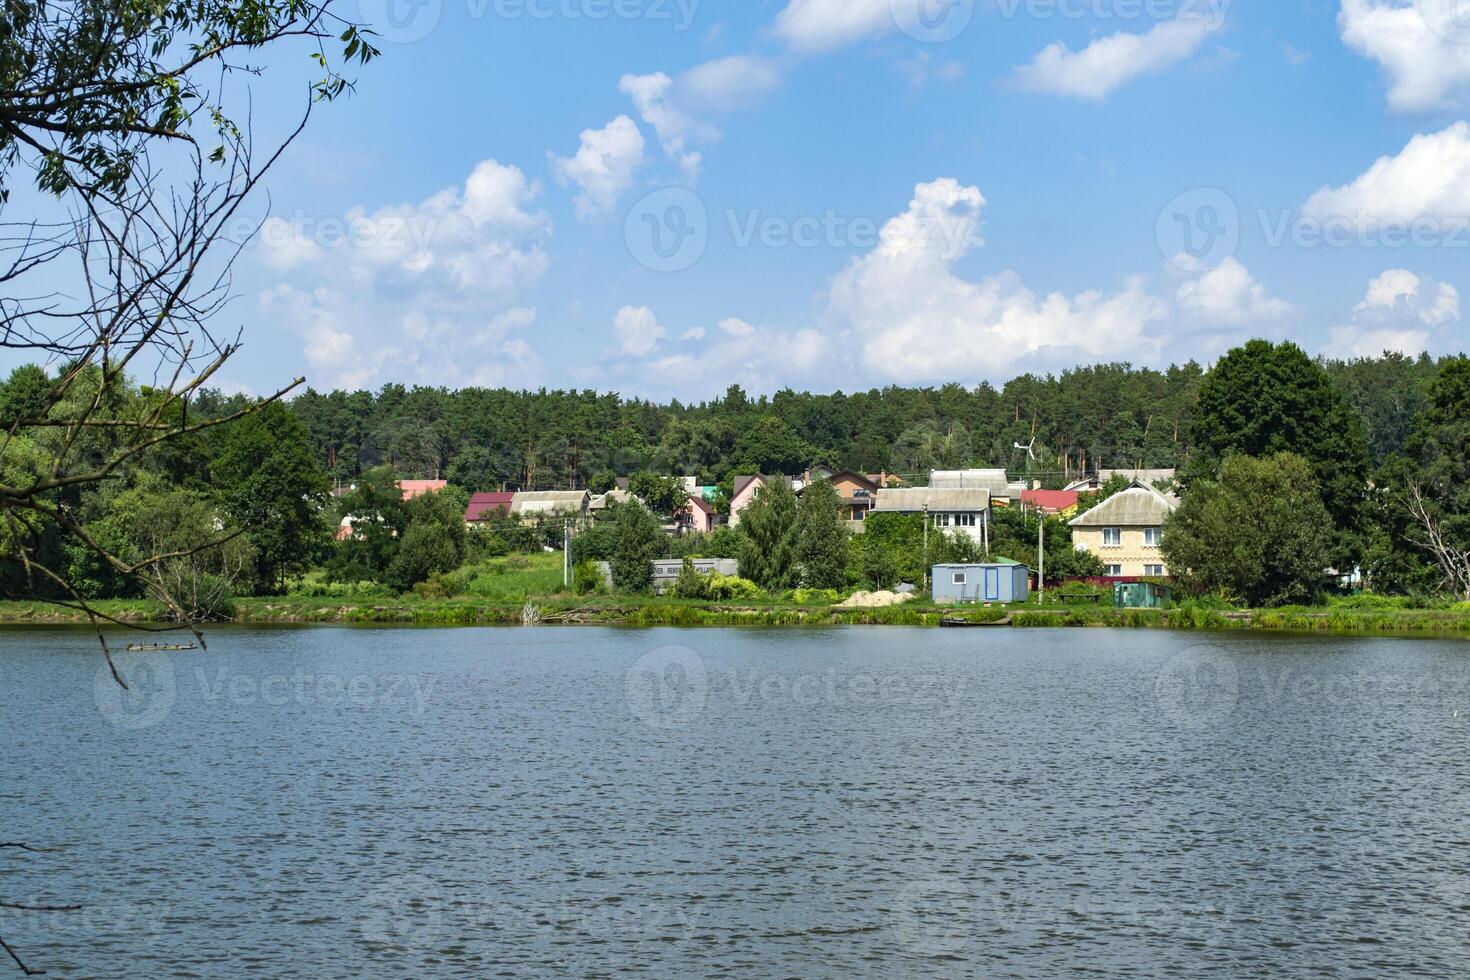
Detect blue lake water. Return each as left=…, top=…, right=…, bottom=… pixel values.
left=2, top=626, right=1469, bottom=977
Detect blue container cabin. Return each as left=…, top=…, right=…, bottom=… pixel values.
left=931, top=562, right=1031, bottom=604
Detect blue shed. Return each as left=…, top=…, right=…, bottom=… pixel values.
left=931, top=562, right=1031, bottom=604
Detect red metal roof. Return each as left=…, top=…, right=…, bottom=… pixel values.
left=1021, top=489, right=1080, bottom=513
left=465, top=492, right=515, bottom=521
left=398, top=479, right=448, bottom=500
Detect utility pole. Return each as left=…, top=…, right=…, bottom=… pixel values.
left=563, top=520, right=571, bottom=589
left=1037, top=511, right=1045, bottom=604
left=922, top=503, right=930, bottom=593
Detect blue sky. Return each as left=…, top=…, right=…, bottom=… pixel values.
left=217, top=0, right=1470, bottom=401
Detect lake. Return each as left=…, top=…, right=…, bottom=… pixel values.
left=2, top=626, right=1469, bottom=977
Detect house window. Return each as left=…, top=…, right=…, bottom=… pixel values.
left=1102, top=527, right=1122, bottom=546
left=1144, top=528, right=1162, bottom=546
left=952, top=572, right=967, bottom=585
left=934, top=513, right=951, bottom=527
left=953, top=513, right=977, bottom=527
left=1107, top=564, right=1124, bottom=577
left=1145, top=564, right=1165, bottom=577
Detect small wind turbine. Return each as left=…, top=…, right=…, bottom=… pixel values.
left=1014, top=438, right=1037, bottom=490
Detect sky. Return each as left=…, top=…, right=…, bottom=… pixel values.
left=202, top=0, right=1470, bottom=400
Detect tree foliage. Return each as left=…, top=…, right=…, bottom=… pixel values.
left=1163, top=453, right=1334, bottom=607
left=1186, top=340, right=1369, bottom=561
left=796, top=480, right=848, bottom=589
left=609, top=500, right=665, bottom=593
left=738, top=478, right=800, bottom=591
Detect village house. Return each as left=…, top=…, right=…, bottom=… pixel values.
left=510, top=490, right=590, bottom=524
left=798, top=470, right=881, bottom=524
left=338, top=479, right=449, bottom=540
left=930, top=469, right=1027, bottom=506
left=728, top=475, right=793, bottom=526
left=871, top=486, right=992, bottom=543
left=464, top=491, right=515, bottom=525
left=676, top=494, right=718, bottom=534
left=1020, top=488, right=1081, bottom=516
left=1068, top=481, right=1179, bottom=578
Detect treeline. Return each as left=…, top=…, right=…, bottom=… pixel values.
left=3, top=346, right=1467, bottom=608
left=283, top=353, right=1449, bottom=492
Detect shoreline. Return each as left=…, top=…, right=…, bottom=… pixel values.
left=1, top=597, right=1468, bottom=638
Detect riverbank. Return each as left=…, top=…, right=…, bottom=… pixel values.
left=2, top=596, right=1468, bottom=636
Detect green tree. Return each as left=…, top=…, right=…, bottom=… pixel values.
left=1400, top=357, right=1470, bottom=599
left=447, top=446, right=514, bottom=491
left=1162, top=453, right=1333, bottom=607
left=100, top=483, right=257, bottom=621
left=609, top=500, right=665, bottom=593
left=210, top=402, right=332, bottom=592
left=1186, top=340, right=1369, bottom=561
left=738, top=478, right=800, bottom=591
left=731, top=416, right=813, bottom=475
left=628, top=472, right=689, bottom=517
left=796, top=480, right=848, bottom=589
left=382, top=486, right=469, bottom=592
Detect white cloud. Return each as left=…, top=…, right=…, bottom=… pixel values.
left=773, top=0, right=896, bottom=51
left=718, top=317, right=756, bottom=337
left=550, top=115, right=647, bottom=220
left=256, top=159, right=550, bottom=390
left=680, top=55, right=784, bottom=110
left=613, top=305, right=667, bottom=355
left=823, top=178, right=1169, bottom=381
left=618, top=72, right=708, bottom=183
left=1013, top=16, right=1216, bottom=100
left=1331, top=269, right=1461, bottom=357
left=636, top=322, right=834, bottom=400
left=1339, top=0, right=1470, bottom=111
left=1302, top=122, right=1470, bottom=224
left=618, top=57, right=783, bottom=182
left=1175, top=257, right=1297, bottom=325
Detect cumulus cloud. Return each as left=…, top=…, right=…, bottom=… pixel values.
left=619, top=56, right=783, bottom=183
left=1330, top=269, right=1461, bottom=356
left=1013, top=16, right=1217, bottom=100
left=550, top=115, right=647, bottom=220
left=1339, top=0, right=1470, bottom=112
left=613, top=305, right=667, bottom=355
left=773, top=0, right=897, bottom=51
left=1302, top=122, right=1470, bottom=225
left=1175, top=257, right=1297, bottom=325
left=255, top=159, right=550, bottom=390
left=822, top=178, right=1170, bottom=381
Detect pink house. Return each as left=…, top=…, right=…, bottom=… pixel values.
left=678, top=494, right=718, bottom=534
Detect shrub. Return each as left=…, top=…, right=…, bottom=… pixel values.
left=672, top=557, right=711, bottom=600
left=704, top=573, right=766, bottom=602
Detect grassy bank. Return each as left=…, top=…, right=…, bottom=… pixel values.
left=2, top=594, right=1468, bottom=635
